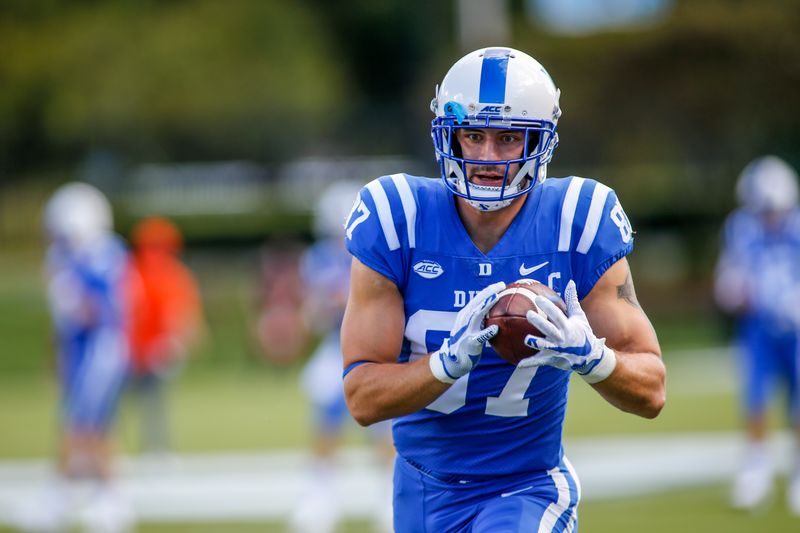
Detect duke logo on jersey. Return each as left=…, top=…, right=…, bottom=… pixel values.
left=345, top=173, right=633, bottom=476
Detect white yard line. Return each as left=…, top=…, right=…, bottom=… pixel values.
left=0, top=432, right=792, bottom=523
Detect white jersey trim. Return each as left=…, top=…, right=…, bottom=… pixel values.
left=538, top=461, right=574, bottom=533
left=390, top=173, right=417, bottom=249
left=366, top=180, right=400, bottom=251
left=576, top=183, right=612, bottom=254
left=561, top=456, right=581, bottom=532
left=558, top=177, right=585, bottom=252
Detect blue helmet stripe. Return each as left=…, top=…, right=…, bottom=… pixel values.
left=478, top=48, right=510, bottom=104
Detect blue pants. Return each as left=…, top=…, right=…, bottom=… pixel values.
left=60, top=329, right=129, bottom=433
left=738, top=322, right=800, bottom=422
left=393, top=455, right=580, bottom=533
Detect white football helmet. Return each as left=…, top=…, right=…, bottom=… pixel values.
left=736, top=155, right=799, bottom=213
left=314, top=180, right=363, bottom=239
left=44, top=182, right=113, bottom=248
left=431, top=47, right=561, bottom=211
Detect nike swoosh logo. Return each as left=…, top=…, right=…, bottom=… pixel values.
left=501, top=485, right=534, bottom=498
left=519, top=261, right=549, bottom=276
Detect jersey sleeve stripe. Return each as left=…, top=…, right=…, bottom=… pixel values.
left=558, top=177, right=585, bottom=252
left=575, top=183, right=611, bottom=254
left=390, top=173, right=417, bottom=249
left=366, top=179, right=401, bottom=251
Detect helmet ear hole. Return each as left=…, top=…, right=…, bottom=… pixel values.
left=526, top=131, right=541, bottom=157
left=446, top=130, right=463, bottom=159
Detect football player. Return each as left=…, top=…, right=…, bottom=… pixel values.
left=341, top=47, right=666, bottom=532
left=289, top=181, right=394, bottom=533
left=16, top=183, right=134, bottom=533
left=714, top=155, right=800, bottom=514
left=126, top=216, right=204, bottom=455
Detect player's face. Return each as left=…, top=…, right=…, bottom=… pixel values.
left=455, top=128, right=525, bottom=188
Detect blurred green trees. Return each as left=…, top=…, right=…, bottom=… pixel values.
left=1, top=0, right=799, bottom=244
left=0, top=1, right=348, bottom=170
left=2, top=1, right=798, bottom=182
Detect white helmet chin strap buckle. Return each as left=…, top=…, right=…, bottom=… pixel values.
left=467, top=197, right=514, bottom=212
left=456, top=180, right=522, bottom=212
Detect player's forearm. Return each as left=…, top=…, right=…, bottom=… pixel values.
left=343, top=356, right=450, bottom=426
left=591, top=350, right=666, bottom=418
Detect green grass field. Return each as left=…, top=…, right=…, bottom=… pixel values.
left=123, top=483, right=800, bottom=533
left=2, top=250, right=799, bottom=532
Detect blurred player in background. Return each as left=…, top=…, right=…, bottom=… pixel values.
left=255, top=240, right=308, bottom=366
left=126, top=216, right=204, bottom=456
left=289, top=181, right=394, bottom=533
left=714, top=155, right=800, bottom=514
left=16, top=183, right=134, bottom=533
left=341, top=47, right=665, bottom=532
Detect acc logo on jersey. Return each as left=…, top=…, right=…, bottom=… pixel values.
left=413, top=260, right=444, bottom=279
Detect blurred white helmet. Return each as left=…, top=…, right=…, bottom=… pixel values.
left=314, top=180, right=363, bottom=239
left=431, top=47, right=561, bottom=211
left=44, top=182, right=113, bottom=247
left=736, top=156, right=799, bottom=213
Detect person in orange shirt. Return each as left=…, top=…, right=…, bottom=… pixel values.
left=126, top=216, right=204, bottom=454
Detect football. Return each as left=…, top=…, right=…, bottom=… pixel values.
left=484, top=279, right=567, bottom=365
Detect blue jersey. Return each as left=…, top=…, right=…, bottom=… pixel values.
left=46, top=234, right=130, bottom=430
left=345, top=174, right=633, bottom=477
left=719, top=208, right=800, bottom=332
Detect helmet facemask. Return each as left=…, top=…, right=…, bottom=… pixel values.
left=432, top=111, right=558, bottom=211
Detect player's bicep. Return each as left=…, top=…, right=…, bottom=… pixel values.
left=341, top=257, right=405, bottom=367
left=582, top=258, right=660, bottom=356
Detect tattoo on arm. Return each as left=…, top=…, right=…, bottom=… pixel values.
left=617, top=272, right=641, bottom=309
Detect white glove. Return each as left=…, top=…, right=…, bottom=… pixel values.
left=429, top=281, right=505, bottom=384
left=519, top=280, right=616, bottom=384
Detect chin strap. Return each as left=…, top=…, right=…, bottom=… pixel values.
left=466, top=197, right=514, bottom=212
left=457, top=176, right=534, bottom=211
